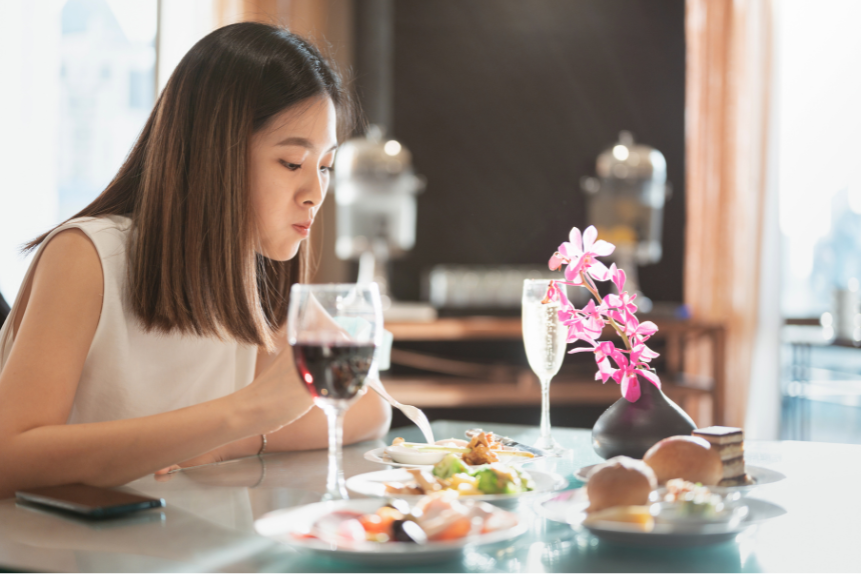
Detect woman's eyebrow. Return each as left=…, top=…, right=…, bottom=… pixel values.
left=275, top=137, right=338, bottom=154
left=275, top=136, right=314, bottom=148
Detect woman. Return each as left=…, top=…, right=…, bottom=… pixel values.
left=0, top=23, right=391, bottom=498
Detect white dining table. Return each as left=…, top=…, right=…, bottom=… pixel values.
left=0, top=420, right=859, bottom=572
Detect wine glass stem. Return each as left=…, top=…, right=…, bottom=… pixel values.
left=324, top=404, right=348, bottom=500
left=539, top=376, right=553, bottom=445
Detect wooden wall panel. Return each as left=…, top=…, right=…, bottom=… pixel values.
left=360, top=0, right=686, bottom=303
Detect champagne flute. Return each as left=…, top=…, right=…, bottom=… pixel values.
left=288, top=283, right=383, bottom=500
left=522, top=279, right=568, bottom=456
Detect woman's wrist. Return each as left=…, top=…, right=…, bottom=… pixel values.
left=221, top=434, right=265, bottom=461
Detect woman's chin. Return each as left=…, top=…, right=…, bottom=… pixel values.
left=257, top=241, right=300, bottom=262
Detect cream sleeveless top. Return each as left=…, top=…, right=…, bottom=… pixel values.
left=0, top=216, right=257, bottom=424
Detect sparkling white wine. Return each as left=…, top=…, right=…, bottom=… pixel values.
left=522, top=301, right=566, bottom=380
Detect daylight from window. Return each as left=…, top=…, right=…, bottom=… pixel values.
left=0, top=0, right=156, bottom=300
left=778, top=0, right=861, bottom=319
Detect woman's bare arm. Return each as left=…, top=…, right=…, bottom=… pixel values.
left=171, top=304, right=393, bottom=468
left=0, top=230, right=314, bottom=497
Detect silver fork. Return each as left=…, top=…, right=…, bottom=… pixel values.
left=366, top=377, right=435, bottom=444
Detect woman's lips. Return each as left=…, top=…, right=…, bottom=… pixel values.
left=293, top=223, right=311, bottom=237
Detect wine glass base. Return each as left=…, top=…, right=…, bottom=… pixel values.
left=321, top=488, right=349, bottom=502
left=533, top=437, right=567, bottom=457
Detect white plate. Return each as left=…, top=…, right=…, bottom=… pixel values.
left=365, top=447, right=433, bottom=469
left=573, top=463, right=786, bottom=493
left=537, top=488, right=787, bottom=547
left=255, top=498, right=526, bottom=566
left=364, top=447, right=541, bottom=469
left=346, top=468, right=568, bottom=502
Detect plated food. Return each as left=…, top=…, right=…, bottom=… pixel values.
left=576, top=426, right=784, bottom=492
left=255, top=497, right=526, bottom=566
left=347, top=465, right=567, bottom=502
left=382, top=454, right=535, bottom=497
left=298, top=492, right=518, bottom=545
left=385, top=431, right=536, bottom=466
left=545, top=425, right=788, bottom=546
left=538, top=488, right=784, bottom=547
left=539, top=452, right=783, bottom=546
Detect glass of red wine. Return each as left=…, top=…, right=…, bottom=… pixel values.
left=287, top=283, right=383, bottom=500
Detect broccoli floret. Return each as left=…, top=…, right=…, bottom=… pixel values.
left=472, top=467, right=505, bottom=494
left=432, top=453, right=469, bottom=479
left=471, top=464, right=529, bottom=494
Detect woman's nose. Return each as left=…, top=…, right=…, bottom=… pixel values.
left=302, top=171, right=326, bottom=206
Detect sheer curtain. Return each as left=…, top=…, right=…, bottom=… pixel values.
left=685, top=0, right=775, bottom=429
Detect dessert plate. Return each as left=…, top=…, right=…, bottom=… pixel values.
left=346, top=468, right=567, bottom=502
left=537, top=488, right=787, bottom=547
left=573, top=464, right=786, bottom=493
left=255, top=498, right=526, bottom=566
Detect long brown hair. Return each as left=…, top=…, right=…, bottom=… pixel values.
left=28, top=23, right=353, bottom=349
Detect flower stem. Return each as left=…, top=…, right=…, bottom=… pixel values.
left=579, top=272, right=632, bottom=351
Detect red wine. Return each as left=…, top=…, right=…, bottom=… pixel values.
left=293, top=343, right=376, bottom=400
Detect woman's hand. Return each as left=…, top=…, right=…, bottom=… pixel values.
left=237, top=343, right=315, bottom=436
left=155, top=434, right=263, bottom=476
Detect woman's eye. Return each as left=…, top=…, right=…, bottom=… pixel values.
left=320, top=165, right=334, bottom=174
left=279, top=160, right=301, bottom=171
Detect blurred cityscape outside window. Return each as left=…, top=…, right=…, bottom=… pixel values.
left=0, top=0, right=212, bottom=301
left=778, top=0, right=861, bottom=321
left=58, top=0, right=157, bottom=221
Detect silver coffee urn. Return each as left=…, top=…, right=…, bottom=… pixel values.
left=580, top=131, right=672, bottom=311
left=333, top=125, right=435, bottom=321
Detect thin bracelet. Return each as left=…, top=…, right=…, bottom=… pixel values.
left=257, top=434, right=267, bottom=456
left=250, top=457, right=266, bottom=489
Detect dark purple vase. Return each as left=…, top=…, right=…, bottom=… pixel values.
left=591, top=376, right=696, bottom=459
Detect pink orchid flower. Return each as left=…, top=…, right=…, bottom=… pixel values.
left=569, top=341, right=618, bottom=383
left=624, top=315, right=659, bottom=343
left=604, top=291, right=638, bottom=318
left=610, top=263, right=626, bottom=293
left=542, top=280, right=567, bottom=305
left=545, top=224, right=661, bottom=403
left=580, top=300, right=606, bottom=333
left=609, top=349, right=662, bottom=402
left=550, top=226, right=615, bottom=285
left=630, top=342, right=660, bottom=363
left=561, top=313, right=600, bottom=345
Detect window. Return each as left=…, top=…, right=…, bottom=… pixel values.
left=0, top=0, right=212, bottom=301
left=778, top=0, right=861, bottom=321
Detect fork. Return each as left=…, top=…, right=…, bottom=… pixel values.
left=366, top=376, right=435, bottom=444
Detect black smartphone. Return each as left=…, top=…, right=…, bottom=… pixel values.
left=15, top=484, right=165, bottom=519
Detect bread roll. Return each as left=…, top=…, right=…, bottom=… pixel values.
left=643, top=435, right=723, bottom=485
left=586, top=456, right=657, bottom=513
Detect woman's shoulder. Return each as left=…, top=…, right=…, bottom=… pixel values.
left=61, top=215, right=132, bottom=238
left=47, top=215, right=132, bottom=260
left=12, top=226, right=104, bottom=336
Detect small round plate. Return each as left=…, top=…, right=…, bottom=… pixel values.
left=573, top=464, right=786, bottom=493
left=364, top=447, right=434, bottom=468
left=346, top=468, right=568, bottom=502
left=255, top=498, right=526, bottom=566
left=364, top=447, right=541, bottom=469
left=537, top=488, right=787, bottom=547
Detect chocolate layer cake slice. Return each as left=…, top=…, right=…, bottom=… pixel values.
left=692, top=426, right=749, bottom=486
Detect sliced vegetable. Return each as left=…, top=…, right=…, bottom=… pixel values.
left=432, top=453, right=470, bottom=479
left=471, top=464, right=533, bottom=495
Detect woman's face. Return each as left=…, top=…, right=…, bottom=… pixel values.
left=248, top=96, right=338, bottom=261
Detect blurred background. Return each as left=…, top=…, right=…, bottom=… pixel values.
left=1, top=0, right=860, bottom=444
